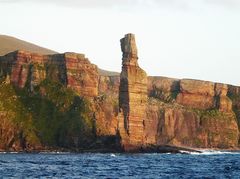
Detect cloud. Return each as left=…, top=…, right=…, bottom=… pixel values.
left=153, top=0, right=240, bottom=10
left=1, top=0, right=240, bottom=9
left=0, top=0, right=137, bottom=7
left=205, top=0, right=240, bottom=6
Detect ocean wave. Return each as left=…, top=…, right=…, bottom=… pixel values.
left=180, top=150, right=240, bottom=155
left=0, top=152, right=19, bottom=154
left=39, top=151, right=71, bottom=154
left=110, top=153, right=117, bottom=157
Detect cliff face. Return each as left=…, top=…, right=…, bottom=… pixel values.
left=176, top=79, right=232, bottom=112
left=0, top=51, right=98, bottom=97
left=0, top=34, right=240, bottom=152
left=0, top=50, right=121, bottom=151
left=92, top=71, right=240, bottom=150
left=0, top=83, right=42, bottom=151
left=228, top=86, right=240, bottom=127
left=145, top=77, right=239, bottom=149
left=95, top=75, right=120, bottom=137
left=145, top=98, right=238, bottom=149
left=0, top=50, right=99, bottom=151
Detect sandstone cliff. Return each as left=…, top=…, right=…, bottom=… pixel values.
left=145, top=77, right=239, bottom=149
left=0, top=50, right=99, bottom=151
left=0, top=34, right=239, bottom=152
left=0, top=50, right=120, bottom=151
left=0, top=50, right=98, bottom=97
left=176, top=79, right=232, bottom=112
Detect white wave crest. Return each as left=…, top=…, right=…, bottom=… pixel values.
left=0, top=152, right=19, bottom=154
left=181, top=149, right=240, bottom=155
left=110, top=153, right=116, bottom=157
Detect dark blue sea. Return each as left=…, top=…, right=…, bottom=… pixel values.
left=0, top=151, right=240, bottom=178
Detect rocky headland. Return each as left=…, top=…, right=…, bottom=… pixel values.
left=0, top=34, right=239, bottom=153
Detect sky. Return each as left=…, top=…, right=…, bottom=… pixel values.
left=0, top=0, right=240, bottom=85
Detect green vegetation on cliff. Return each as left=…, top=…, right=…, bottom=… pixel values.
left=228, top=92, right=240, bottom=128
left=149, top=87, right=178, bottom=103
left=0, top=82, right=40, bottom=150
left=0, top=79, right=94, bottom=150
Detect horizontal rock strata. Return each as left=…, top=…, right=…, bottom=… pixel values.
left=0, top=50, right=98, bottom=97
left=118, top=34, right=148, bottom=151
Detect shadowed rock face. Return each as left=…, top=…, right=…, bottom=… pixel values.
left=96, top=75, right=120, bottom=137
left=144, top=99, right=239, bottom=148
left=118, top=34, right=148, bottom=151
left=228, top=85, right=240, bottom=127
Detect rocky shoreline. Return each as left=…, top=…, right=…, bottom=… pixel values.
left=1, top=145, right=240, bottom=154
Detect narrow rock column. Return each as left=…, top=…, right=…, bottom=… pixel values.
left=118, top=33, right=148, bottom=151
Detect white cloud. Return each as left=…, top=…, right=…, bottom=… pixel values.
left=205, top=0, right=240, bottom=6
left=0, top=0, right=139, bottom=7
left=1, top=0, right=240, bottom=9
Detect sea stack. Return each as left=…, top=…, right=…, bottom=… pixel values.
left=118, top=33, right=148, bottom=151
